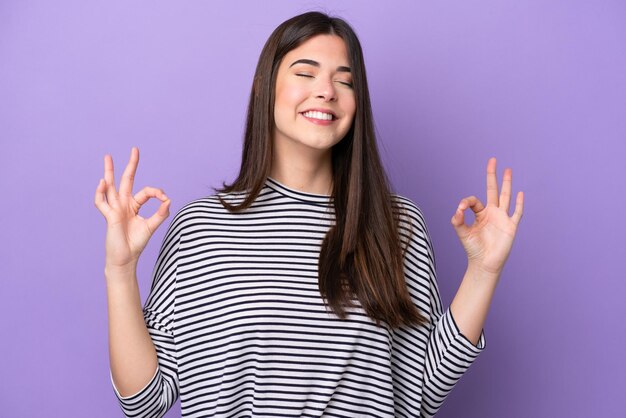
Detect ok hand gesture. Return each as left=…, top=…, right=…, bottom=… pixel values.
left=451, top=158, right=524, bottom=277
left=94, top=147, right=171, bottom=273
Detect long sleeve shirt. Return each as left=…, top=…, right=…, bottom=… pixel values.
left=110, top=176, right=486, bottom=417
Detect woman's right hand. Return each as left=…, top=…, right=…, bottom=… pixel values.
left=94, top=147, right=171, bottom=276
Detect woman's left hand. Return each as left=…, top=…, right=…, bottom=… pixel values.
left=451, top=157, right=524, bottom=278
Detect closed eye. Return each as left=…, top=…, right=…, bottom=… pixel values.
left=296, top=73, right=352, bottom=88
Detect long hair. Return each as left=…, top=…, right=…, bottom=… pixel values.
left=216, top=11, right=427, bottom=328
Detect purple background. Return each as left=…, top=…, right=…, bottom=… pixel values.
left=1, top=1, right=625, bottom=417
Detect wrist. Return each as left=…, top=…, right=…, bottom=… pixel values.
left=465, top=262, right=502, bottom=284
left=105, top=262, right=138, bottom=282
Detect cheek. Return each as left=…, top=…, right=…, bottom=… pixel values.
left=276, top=82, right=307, bottom=108
left=339, top=90, right=356, bottom=115
left=344, top=100, right=357, bottom=124
left=273, top=86, right=301, bottom=126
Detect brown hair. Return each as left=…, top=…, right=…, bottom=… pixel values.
left=216, top=11, right=427, bottom=328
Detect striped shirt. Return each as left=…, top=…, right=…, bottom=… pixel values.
left=110, top=176, right=486, bottom=418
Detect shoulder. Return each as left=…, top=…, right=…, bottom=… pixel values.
left=390, top=194, right=430, bottom=238
left=389, top=193, right=436, bottom=267
left=164, top=192, right=238, bottom=238
left=389, top=195, right=438, bottom=283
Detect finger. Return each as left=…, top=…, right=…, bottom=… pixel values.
left=486, top=157, right=499, bottom=206
left=94, top=178, right=111, bottom=216
left=500, top=168, right=512, bottom=213
left=119, top=147, right=139, bottom=197
left=145, top=198, right=172, bottom=234
left=458, top=195, right=485, bottom=215
left=133, top=186, right=168, bottom=207
left=451, top=202, right=471, bottom=238
left=103, top=154, right=118, bottom=203
left=512, top=191, right=524, bottom=225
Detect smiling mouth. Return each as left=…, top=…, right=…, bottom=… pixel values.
left=300, top=110, right=336, bottom=121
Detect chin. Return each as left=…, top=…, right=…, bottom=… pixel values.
left=305, top=133, right=347, bottom=148
left=274, top=129, right=346, bottom=154
left=303, top=139, right=342, bottom=152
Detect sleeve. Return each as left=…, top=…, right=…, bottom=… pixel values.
left=390, top=197, right=486, bottom=418
left=109, top=207, right=188, bottom=418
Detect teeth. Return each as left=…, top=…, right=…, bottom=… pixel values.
left=303, top=111, right=333, bottom=121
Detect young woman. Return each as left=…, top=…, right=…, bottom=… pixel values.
left=95, top=11, right=523, bottom=418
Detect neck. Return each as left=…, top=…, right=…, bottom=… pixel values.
left=269, top=141, right=333, bottom=196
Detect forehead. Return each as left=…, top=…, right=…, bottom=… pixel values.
left=282, top=34, right=350, bottom=66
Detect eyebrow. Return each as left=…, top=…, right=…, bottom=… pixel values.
left=289, top=59, right=351, bottom=73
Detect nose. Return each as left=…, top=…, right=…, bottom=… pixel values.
left=314, top=77, right=337, bottom=102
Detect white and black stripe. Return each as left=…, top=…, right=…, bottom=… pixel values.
left=111, top=177, right=485, bottom=418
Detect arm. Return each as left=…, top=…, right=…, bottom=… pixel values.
left=449, top=266, right=497, bottom=346
left=106, top=266, right=159, bottom=397
left=390, top=199, right=485, bottom=418
left=420, top=157, right=525, bottom=416
left=422, top=158, right=523, bottom=415
left=420, top=300, right=486, bottom=417
left=449, top=158, right=524, bottom=345
left=95, top=147, right=179, bottom=417
left=109, top=218, right=181, bottom=418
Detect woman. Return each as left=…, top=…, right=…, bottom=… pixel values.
left=95, top=11, right=523, bottom=418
